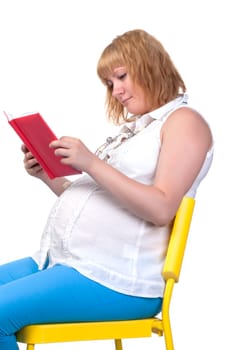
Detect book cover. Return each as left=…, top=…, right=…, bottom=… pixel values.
left=4, top=111, right=81, bottom=179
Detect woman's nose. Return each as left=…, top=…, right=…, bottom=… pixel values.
left=112, top=82, right=124, bottom=97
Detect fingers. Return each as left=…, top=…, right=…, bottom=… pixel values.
left=49, top=137, right=73, bottom=149
left=49, top=137, right=81, bottom=158
left=22, top=144, right=40, bottom=170
left=21, top=144, right=34, bottom=160
left=21, top=144, right=29, bottom=153
left=21, top=144, right=45, bottom=178
left=24, top=150, right=35, bottom=162
left=24, top=155, right=38, bottom=168
left=24, top=156, right=43, bottom=176
left=49, top=136, right=92, bottom=172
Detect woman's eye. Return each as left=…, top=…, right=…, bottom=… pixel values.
left=118, top=73, right=127, bottom=80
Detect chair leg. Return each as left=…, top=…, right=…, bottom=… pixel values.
left=163, top=321, right=174, bottom=350
left=162, top=279, right=174, bottom=350
left=115, top=339, right=123, bottom=350
left=26, top=344, right=35, bottom=350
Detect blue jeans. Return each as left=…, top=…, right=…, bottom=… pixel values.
left=0, top=257, right=162, bottom=350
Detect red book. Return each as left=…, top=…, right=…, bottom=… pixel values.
left=4, top=111, right=81, bottom=179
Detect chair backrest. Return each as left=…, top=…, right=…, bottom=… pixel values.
left=162, top=196, right=195, bottom=283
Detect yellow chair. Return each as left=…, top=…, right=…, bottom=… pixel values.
left=16, top=196, right=195, bottom=350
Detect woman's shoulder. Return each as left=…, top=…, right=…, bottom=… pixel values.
left=165, top=105, right=212, bottom=133
left=161, top=105, right=213, bottom=149
left=168, top=104, right=207, bottom=121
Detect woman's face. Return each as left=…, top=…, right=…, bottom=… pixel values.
left=106, top=66, right=151, bottom=115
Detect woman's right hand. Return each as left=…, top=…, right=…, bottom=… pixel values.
left=21, top=144, right=48, bottom=180
left=21, top=144, right=71, bottom=196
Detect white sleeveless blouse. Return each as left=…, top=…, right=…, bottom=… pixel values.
left=33, top=95, right=213, bottom=298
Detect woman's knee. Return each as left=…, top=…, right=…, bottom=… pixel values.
left=0, top=257, right=38, bottom=285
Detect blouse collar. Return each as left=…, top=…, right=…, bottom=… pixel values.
left=123, top=93, right=188, bottom=135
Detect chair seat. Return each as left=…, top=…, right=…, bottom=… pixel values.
left=16, top=317, right=163, bottom=344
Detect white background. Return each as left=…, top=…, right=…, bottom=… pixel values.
left=0, top=0, right=229, bottom=349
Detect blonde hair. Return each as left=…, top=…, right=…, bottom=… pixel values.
left=97, top=29, right=186, bottom=124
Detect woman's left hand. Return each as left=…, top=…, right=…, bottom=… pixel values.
left=49, top=136, right=97, bottom=173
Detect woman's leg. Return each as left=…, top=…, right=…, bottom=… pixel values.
left=0, top=263, right=162, bottom=350
left=0, top=257, right=39, bottom=285
left=0, top=257, right=39, bottom=349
